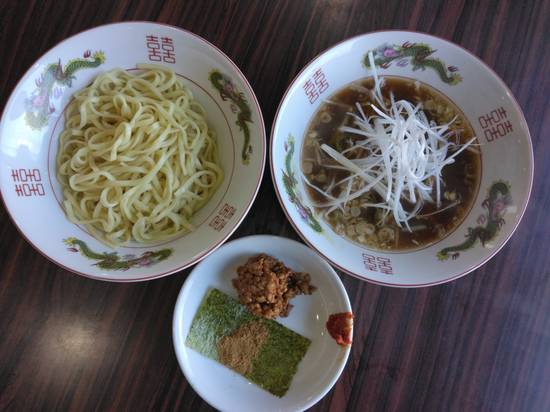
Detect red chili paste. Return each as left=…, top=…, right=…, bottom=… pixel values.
left=326, top=312, right=353, bottom=346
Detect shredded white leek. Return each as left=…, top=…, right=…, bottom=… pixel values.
left=311, top=52, right=477, bottom=230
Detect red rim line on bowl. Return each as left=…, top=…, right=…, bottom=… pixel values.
left=0, top=21, right=267, bottom=282
left=269, top=29, right=534, bottom=288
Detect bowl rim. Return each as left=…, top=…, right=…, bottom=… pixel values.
left=172, top=234, right=352, bottom=411
left=0, top=21, right=267, bottom=282
left=269, top=29, right=534, bottom=288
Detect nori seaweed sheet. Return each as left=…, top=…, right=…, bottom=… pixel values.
left=185, top=288, right=311, bottom=397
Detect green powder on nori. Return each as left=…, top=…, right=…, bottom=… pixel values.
left=185, top=288, right=311, bottom=397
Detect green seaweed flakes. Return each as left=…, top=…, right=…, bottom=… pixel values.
left=185, top=288, right=311, bottom=397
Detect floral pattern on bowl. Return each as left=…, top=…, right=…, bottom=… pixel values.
left=437, top=181, right=512, bottom=261
left=64, top=238, right=172, bottom=271
left=363, top=41, right=462, bottom=85
left=282, top=135, right=322, bottom=232
left=25, top=50, right=105, bottom=129
left=210, top=69, right=253, bottom=164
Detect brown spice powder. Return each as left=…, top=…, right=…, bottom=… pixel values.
left=216, top=320, right=269, bottom=375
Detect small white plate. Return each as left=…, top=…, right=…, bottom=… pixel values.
left=172, top=235, right=352, bottom=412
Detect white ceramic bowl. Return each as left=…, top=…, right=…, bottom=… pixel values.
left=172, top=235, right=352, bottom=412
left=271, top=31, right=533, bottom=287
left=0, top=22, right=265, bottom=281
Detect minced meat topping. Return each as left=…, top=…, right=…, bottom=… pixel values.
left=232, top=253, right=316, bottom=319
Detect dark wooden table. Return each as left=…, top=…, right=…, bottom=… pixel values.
left=1, top=0, right=549, bottom=411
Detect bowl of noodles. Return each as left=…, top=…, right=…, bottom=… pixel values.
left=271, top=31, right=533, bottom=287
left=0, top=22, right=265, bottom=281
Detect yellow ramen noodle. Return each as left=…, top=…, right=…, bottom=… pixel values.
left=56, top=65, right=223, bottom=247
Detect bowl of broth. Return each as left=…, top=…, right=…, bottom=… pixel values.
left=270, top=31, right=533, bottom=287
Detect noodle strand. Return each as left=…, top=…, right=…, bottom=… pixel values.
left=57, top=65, right=223, bottom=247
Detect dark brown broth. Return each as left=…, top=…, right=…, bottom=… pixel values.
left=301, top=76, right=481, bottom=251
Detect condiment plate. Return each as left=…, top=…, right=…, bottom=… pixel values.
left=172, top=235, right=352, bottom=412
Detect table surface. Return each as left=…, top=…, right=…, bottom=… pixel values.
left=1, top=0, right=549, bottom=411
